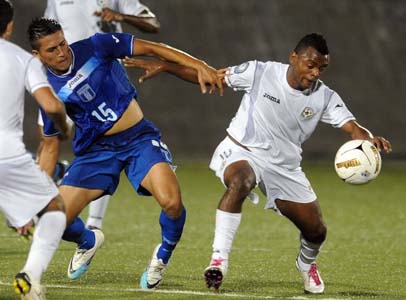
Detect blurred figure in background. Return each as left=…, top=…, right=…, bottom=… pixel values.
left=37, top=0, right=160, bottom=231
left=0, top=1, right=70, bottom=299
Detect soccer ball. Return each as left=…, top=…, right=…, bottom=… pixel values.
left=334, top=140, right=381, bottom=184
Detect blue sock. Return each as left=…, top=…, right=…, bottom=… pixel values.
left=62, top=217, right=95, bottom=250
left=157, top=208, right=186, bottom=264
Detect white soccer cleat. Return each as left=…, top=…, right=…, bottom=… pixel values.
left=67, top=229, right=104, bottom=280
left=296, top=261, right=325, bottom=294
left=204, top=254, right=228, bottom=291
left=13, top=272, right=46, bottom=300
left=140, top=244, right=167, bottom=290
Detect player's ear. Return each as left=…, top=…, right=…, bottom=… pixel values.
left=31, top=49, right=39, bottom=57
left=289, top=51, right=298, bottom=65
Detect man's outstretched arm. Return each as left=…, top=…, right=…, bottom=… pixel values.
left=123, top=57, right=228, bottom=91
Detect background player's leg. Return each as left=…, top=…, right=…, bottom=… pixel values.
left=275, top=199, right=326, bottom=294
left=86, top=195, right=110, bottom=230
left=205, top=160, right=256, bottom=290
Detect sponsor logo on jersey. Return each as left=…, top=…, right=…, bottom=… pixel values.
left=60, top=0, right=74, bottom=5
left=234, top=62, right=249, bottom=74
left=67, top=73, right=84, bottom=90
left=335, top=103, right=344, bottom=108
left=301, top=107, right=314, bottom=119
left=263, top=93, right=280, bottom=104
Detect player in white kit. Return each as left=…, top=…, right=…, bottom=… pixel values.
left=0, top=1, right=70, bottom=299
left=37, top=0, right=160, bottom=231
left=122, top=33, right=392, bottom=294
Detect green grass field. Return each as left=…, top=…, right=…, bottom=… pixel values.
left=0, top=161, right=405, bottom=300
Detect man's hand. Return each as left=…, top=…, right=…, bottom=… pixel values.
left=94, top=8, right=123, bottom=23
left=370, top=136, right=392, bottom=153
left=8, top=219, right=35, bottom=241
left=123, top=57, right=165, bottom=83
left=194, top=62, right=224, bottom=96
left=58, top=120, right=73, bottom=141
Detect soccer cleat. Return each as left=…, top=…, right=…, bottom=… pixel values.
left=13, top=272, right=46, bottom=300
left=296, top=261, right=325, bottom=294
left=67, top=229, right=104, bottom=280
left=140, top=244, right=167, bottom=290
left=204, top=255, right=228, bottom=291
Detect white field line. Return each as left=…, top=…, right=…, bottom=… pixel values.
left=0, top=280, right=347, bottom=300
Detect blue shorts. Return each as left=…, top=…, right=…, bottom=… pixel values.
left=61, top=119, right=172, bottom=196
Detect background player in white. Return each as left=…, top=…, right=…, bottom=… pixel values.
left=38, top=0, right=161, bottom=231
left=122, top=33, right=392, bottom=294
left=0, top=1, right=70, bottom=299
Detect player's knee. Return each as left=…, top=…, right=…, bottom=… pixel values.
left=305, top=223, right=327, bottom=244
left=158, top=193, right=183, bottom=218
left=225, top=173, right=256, bottom=198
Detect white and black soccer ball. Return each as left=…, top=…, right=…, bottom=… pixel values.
left=334, top=140, right=382, bottom=185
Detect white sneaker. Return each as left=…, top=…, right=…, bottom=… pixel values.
left=13, top=272, right=46, bottom=300
left=140, top=244, right=167, bottom=290
left=296, top=261, right=325, bottom=294
left=204, top=254, right=228, bottom=290
left=67, top=229, right=104, bottom=280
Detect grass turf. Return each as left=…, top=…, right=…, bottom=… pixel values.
left=0, top=160, right=405, bottom=299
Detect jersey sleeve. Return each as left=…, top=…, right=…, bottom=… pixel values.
left=117, top=0, right=156, bottom=17
left=321, top=92, right=355, bottom=128
left=25, top=57, right=51, bottom=94
left=224, top=60, right=257, bottom=93
left=91, top=33, right=134, bottom=59
left=39, top=107, right=60, bottom=136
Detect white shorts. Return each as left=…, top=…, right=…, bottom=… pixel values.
left=209, top=137, right=317, bottom=211
left=0, top=153, right=59, bottom=227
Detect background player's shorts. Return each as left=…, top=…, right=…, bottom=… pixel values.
left=210, top=137, right=317, bottom=212
left=61, top=120, right=173, bottom=196
left=0, top=153, right=58, bottom=227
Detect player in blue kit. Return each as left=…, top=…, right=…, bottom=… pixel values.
left=27, top=17, right=223, bottom=289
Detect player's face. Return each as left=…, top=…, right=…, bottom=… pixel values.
left=288, top=47, right=329, bottom=90
left=32, top=30, right=72, bottom=75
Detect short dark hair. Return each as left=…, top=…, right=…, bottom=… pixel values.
left=294, top=33, right=329, bottom=55
left=27, top=18, right=62, bottom=50
left=0, top=0, right=13, bottom=36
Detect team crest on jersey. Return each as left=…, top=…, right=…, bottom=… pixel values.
left=234, top=62, right=249, bottom=74
left=301, top=107, right=314, bottom=119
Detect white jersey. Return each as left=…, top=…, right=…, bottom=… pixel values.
left=225, top=60, right=355, bottom=169
left=0, top=39, right=50, bottom=160
left=44, top=0, right=156, bottom=43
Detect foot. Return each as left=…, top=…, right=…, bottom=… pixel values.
left=67, top=229, right=104, bottom=280
left=204, top=255, right=228, bottom=291
left=13, top=272, right=46, bottom=300
left=140, top=244, right=167, bottom=290
left=296, top=261, right=325, bottom=294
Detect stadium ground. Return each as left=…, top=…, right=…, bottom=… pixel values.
left=0, top=161, right=405, bottom=300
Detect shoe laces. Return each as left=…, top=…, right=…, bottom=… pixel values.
left=308, top=264, right=321, bottom=285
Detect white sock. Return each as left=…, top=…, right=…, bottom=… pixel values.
left=23, top=211, right=66, bottom=282
left=86, top=195, right=110, bottom=229
left=297, top=234, right=323, bottom=272
left=212, top=209, right=242, bottom=259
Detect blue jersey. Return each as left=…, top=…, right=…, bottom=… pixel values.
left=41, top=33, right=137, bottom=155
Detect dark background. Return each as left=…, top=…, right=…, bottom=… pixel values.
left=11, top=0, right=406, bottom=160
